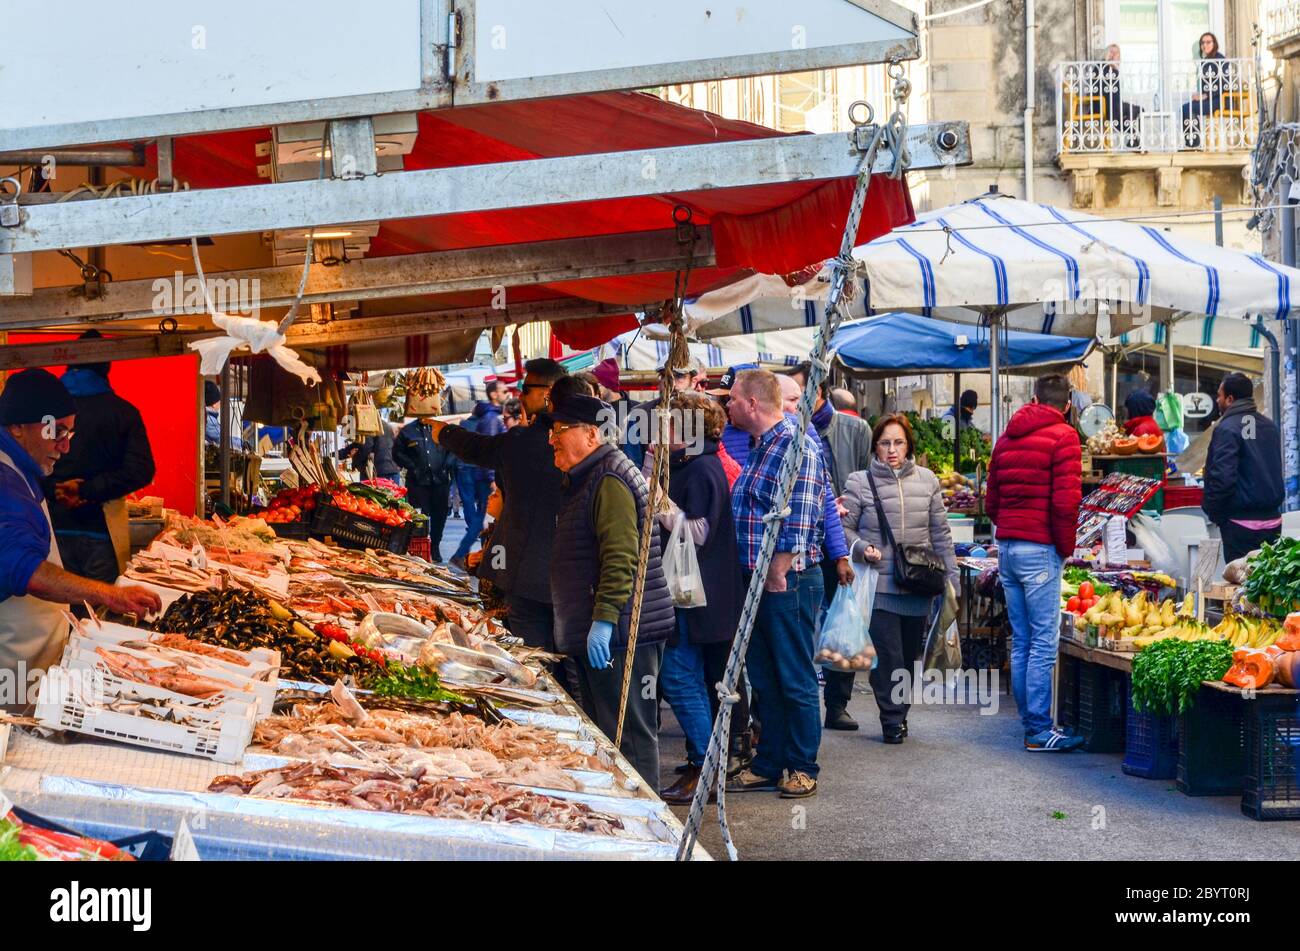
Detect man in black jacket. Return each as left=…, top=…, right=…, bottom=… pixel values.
left=46, top=348, right=156, bottom=583
left=392, top=418, right=457, bottom=562
left=1203, top=373, right=1285, bottom=563
left=427, top=360, right=569, bottom=652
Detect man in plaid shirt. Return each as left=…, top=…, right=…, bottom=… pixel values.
left=725, top=369, right=827, bottom=799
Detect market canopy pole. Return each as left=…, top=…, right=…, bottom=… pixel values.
left=0, top=229, right=715, bottom=329
left=0, top=126, right=968, bottom=255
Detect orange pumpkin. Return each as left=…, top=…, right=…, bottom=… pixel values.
left=1224, top=647, right=1277, bottom=690
left=1136, top=434, right=1164, bottom=453
left=1111, top=436, right=1139, bottom=456
left=1275, top=650, right=1300, bottom=689
left=1278, top=613, right=1300, bottom=652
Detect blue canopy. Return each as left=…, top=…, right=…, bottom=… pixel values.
left=831, top=312, right=1095, bottom=379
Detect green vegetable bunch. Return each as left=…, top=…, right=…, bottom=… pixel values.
left=0, top=819, right=37, bottom=862
left=1130, top=639, right=1234, bottom=717
left=1241, top=537, right=1300, bottom=618
left=903, top=412, right=991, bottom=476
left=364, top=661, right=467, bottom=704
left=1062, top=566, right=1113, bottom=598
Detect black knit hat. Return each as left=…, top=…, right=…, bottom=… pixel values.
left=548, top=392, right=611, bottom=427
left=0, top=368, right=76, bottom=425
left=204, top=380, right=221, bottom=406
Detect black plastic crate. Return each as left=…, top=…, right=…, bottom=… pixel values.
left=1242, top=695, right=1300, bottom=821
left=1122, top=680, right=1179, bottom=779
left=1177, top=685, right=1246, bottom=797
left=1075, top=661, right=1127, bottom=753
left=309, top=495, right=414, bottom=553
left=1056, top=653, right=1080, bottom=731
left=268, top=520, right=311, bottom=540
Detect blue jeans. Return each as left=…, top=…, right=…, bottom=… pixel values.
left=1000, top=540, right=1063, bottom=735
left=745, top=564, right=825, bottom=779
left=660, top=616, right=714, bottom=765
left=452, top=471, right=492, bottom=560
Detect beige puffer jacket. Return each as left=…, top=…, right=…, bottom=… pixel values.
left=840, top=457, right=959, bottom=597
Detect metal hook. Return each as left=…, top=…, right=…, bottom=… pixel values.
left=0, top=176, right=20, bottom=198
left=847, top=100, right=875, bottom=128
left=158, top=317, right=179, bottom=334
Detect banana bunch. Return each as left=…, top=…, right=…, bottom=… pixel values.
left=1215, top=614, right=1284, bottom=649
left=1077, top=591, right=1202, bottom=647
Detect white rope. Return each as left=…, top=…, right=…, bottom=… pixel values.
left=675, top=64, right=912, bottom=861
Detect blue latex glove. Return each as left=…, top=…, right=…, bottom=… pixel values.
left=587, top=621, right=615, bottom=670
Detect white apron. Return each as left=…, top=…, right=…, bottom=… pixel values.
left=0, top=450, right=70, bottom=713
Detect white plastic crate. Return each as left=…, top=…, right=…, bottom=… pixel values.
left=35, top=666, right=255, bottom=764
left=62, top=629, right=278, bottom=716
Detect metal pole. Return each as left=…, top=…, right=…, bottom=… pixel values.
left=989, top=314, right=1003, bottom=438
left=1213, top=195, right=1223, bottom=247
left=219, top=363, right=231, bottom=508
left=1283, top=196, right=1299, bottom=511
left=953, top=371, right=962, bottom=473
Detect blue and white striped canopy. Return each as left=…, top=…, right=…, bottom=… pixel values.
left=683, top=196, right=1299, bottom=342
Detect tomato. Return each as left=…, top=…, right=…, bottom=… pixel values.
left=1079, top=581, right=1095, bottom=601
left=1066, top=596, right=1082, bottom=614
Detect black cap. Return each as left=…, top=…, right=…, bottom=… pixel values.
left=548, top=392, right=610, bottom=427
left=0, top=368, right=76, bottom=425
left=204, top=380, right=221, bottom=406
left=707, top=362, right=758, bottom=396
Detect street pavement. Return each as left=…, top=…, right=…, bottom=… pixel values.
left=442, top=520, right=1297, bottom=861
left=658, top=680, right=1300, bottom=861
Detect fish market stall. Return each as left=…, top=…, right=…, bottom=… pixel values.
left=0, top=516, right=708, bottom=860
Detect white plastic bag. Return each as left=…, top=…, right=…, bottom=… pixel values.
left=662, top=516, right=707, bottom=608
left=815, top=585, right=877, bottom=672
left=852, top=562, right=878, bottom=631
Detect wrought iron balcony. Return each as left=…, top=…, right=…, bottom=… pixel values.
left=1265, top=0, right=1300, bottom=50
left=1057, top=58, right=1256, bottom=156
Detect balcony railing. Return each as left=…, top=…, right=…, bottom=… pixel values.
left=1265, top=0, right=1300, bottom=48
left=1057, top=58, right=1256, bottom=156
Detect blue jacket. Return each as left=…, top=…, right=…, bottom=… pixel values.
left=459, top=402, right=506, bottom=483
left=0, top=428, right=54, bottom=602
left=392, top=420, right=456, bottom=487
left=722, top=419, right=848, bottom=560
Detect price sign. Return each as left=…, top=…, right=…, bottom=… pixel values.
left=1182, top=392, right=1214, bottom=419
left=170, top=817, right=201, bottom=861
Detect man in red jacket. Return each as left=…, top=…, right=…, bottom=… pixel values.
left=986, top=374, right=1084, bottom=752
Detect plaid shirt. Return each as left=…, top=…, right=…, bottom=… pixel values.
left=731, top=416, right=826, bottom=571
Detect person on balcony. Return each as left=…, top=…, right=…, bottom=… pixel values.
left=1101, top=44, right=1142, bottom=148
left=1182, top=32, right=1227, bottom=149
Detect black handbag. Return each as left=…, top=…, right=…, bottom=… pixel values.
left=867, top=468, right=947, bottom=597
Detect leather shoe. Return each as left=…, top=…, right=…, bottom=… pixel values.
left=825, top=708, right=859, bottom=731
left=882, top=725, right=905, bottom=744
left=661, top=765, right=717, bottom=804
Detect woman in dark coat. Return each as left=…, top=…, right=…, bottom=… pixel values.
left=655, top=391, right=749, bottom=803
left=1182, top=32, right=1227, bottom=148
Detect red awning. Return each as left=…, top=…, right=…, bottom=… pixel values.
left=126, top=92, right=913, bottom=355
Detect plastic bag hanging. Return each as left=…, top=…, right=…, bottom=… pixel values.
left=662, top=515, right=707, bottom=608
left=852, top=562, right=878, bottom=631
left=815, top=584, right=876, bottom=672
left=190, top=312, right=322, bottom=385
left=922, top=582, right=962, bottom=676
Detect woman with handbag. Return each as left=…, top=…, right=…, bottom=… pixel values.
left=840, top=414, right=958, bottom=744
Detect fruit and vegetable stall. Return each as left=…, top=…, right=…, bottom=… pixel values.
left=0, top=513, right=706, bottom=860
left=1055, top=544, right=1300, bottom=821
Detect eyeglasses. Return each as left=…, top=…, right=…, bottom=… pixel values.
left=520, top=382, right=551, bottom=392
left=550, top=421, right=583, bottom=436
left=54, top=426, right=74, bottom=443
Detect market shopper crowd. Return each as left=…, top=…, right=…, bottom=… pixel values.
left=2, top=345, right=1288, bottom=803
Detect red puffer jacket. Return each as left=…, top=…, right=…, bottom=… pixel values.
left=985, top=403, right=1083, bottom=558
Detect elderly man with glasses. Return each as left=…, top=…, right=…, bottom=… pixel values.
left=544, top=388, right=675, bottom=784
left=0, top=369, right=161, bottom=712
